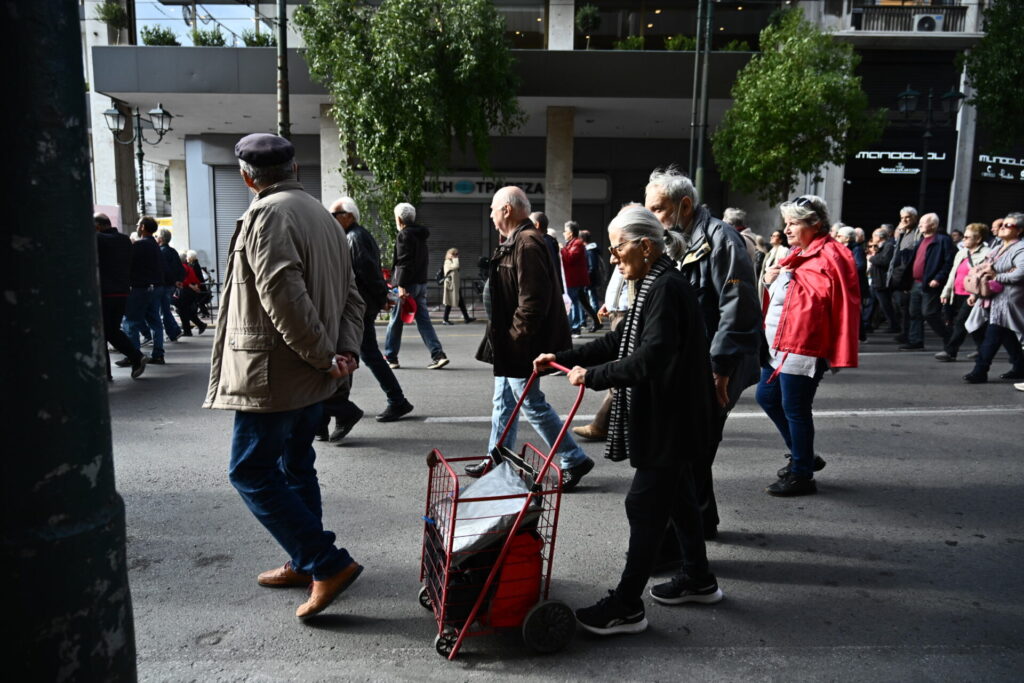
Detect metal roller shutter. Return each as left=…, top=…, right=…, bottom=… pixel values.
left=414, top=204, right=489, bottom=307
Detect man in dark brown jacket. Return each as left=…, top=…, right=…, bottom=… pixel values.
left=466, top=186, right=594, bottom=490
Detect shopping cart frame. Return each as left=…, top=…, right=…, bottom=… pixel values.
left=419, top=362, right=585, bottom=660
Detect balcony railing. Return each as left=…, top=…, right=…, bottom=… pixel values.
left=856, top=6, right=968, bottom=32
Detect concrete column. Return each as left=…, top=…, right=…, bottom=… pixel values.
left=184, top=137, right=217, bottom=276
left=169, top=159, right=190, bottom=250
left=819, top=162, right=845, bottom=224
left=544, top=106, right=575, bottom=230
left=947, top=72, right=976, bottom=231
left=319, top=103, right=346, bottom=206
left=547, top=0, right=575, bottom=50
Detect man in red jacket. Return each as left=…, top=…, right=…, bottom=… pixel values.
left=561, top=221, right=600, bottom=336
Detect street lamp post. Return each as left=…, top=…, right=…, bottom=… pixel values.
left=102, top=101, right=173, bottom=218
left=896, top=85, right=963, bottom=213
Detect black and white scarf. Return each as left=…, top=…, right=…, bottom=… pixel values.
left=605, top=254, right=675, bottom=463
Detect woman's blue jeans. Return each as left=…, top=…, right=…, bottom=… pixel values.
left=755, top=366, right=823, bottom=478
left=228, top=403, right=352, bottom=580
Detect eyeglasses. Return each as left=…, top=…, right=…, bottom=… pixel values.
left=608, top=237, right=642, bottom=254
left=331, top=211, right=349, bottom=217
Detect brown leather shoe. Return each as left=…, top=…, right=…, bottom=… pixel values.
left=257, top=561, right=312, bottom=588
left=295, top=562, right=364, bottom=619
left=572, top=424, right=607, bottom=442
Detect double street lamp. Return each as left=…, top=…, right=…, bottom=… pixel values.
left=102, top=101, right=174, bottom=218
left=895, top=84, right=964, bottom=213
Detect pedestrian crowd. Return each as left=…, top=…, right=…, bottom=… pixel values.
left=98, top=133, right=1022, bottom=640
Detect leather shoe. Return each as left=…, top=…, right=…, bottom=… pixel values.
left=114, top=357, right=133, bottom=368
left=330, top=407, right=364, bottom=443
left=999, top=370, right=1024, bottom=380
left=572, top=424, right=607, bottom=441
left=376, top=400, right=413, bottom=422
left=561, top=457, right=595, bottom=492
left=296, top=562, right=364, bottom=619
left=258, top=561, right=312, bottom=588
left=766, top=474, right=817, bottom=497
left=963, top=372, right=987, bottom=384
left=464, top=460, right=490, bottom=478
left=777, top=454, right=827, bottom=479
left=898, top=343, right=924, bottom=351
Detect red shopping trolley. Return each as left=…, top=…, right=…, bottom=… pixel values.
left=419, top=363, right=585, bottom=660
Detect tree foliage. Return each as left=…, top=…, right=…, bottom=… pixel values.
left=712, top=9, right=885, bottom=205
left=241, top=29, right=276, bottom=47
left=191, top=27, right=227, bottom=47
left=575, top=4, right=601, bottom=49
left=295, top=0, right=524, bottom=238
left=960, top=0, right=1024, bottom=152
left=140, top=25, right=180, bottom=46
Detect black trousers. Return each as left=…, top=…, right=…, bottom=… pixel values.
left=102, top=296, right=142, bottom=376
left=616, top=463, right=710, bottom=604
left=443, top=302, right=471, bottom=322
left=944, top=294, right=985, bottom=356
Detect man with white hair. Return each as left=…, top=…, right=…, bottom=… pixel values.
left=326, top=196, right=413, bottom=431
left=900, top=212, right=954, bottom=350
left=466, top=186, right=595, bottom=490
left=722, top=207, right=761, bottom=266
left=155, top=227, right=185, bottom=342
left=384, top=202, right=449, bottom=370
left=645, top=167, right=760, bottom=538
left=887, top=206, right=920, bottom=343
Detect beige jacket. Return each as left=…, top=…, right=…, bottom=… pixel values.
left=204, top=181, right=365, bottom=413
left=442, top=257, right=461, bottom=306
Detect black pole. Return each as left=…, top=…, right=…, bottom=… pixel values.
left=3, top=0, right=137, bottom=679
left=688, top=0, right=705, bottom=176
left=135, top=109, right=147, bottom=217
left=277, top=0, right=291, bottom=139
left=918, top=88, right=933, bottom=214
left=695, top=0, right=714, bottom=199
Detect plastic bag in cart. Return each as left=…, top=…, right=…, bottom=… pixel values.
left=435, top=460, right=542, bottom=564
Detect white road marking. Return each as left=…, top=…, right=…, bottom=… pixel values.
left=424, top=405, right=1023, bottom=424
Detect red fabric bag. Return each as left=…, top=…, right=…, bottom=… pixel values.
left=488, top=532, right=543, bottom=627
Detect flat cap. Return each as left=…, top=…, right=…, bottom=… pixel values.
left=234, top=133, right=294, bottom=166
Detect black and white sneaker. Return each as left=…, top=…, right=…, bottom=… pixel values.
left=650, top=575, right=724, bottom=606
left=426, top=354, right=450, bottom=369
left=575, top=590, right=648, bottom=635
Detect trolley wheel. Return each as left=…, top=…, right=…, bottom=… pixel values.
left=417, top=586, right=433, bottom=610
left=434, top=628, right=457, bottom=658
left=522, top=599, right=576, bottom=653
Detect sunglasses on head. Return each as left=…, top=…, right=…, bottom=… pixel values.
left=793, top=196, right=815, bottom=209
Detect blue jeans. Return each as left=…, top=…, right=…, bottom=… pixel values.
left=755, top=366, right=823, bottom=478
left=124, top=286, right=164, bottom=358
left=384, top=283, right=444, bottom=361
left=158, top=285, right=182, bottom=340
left=566, top=287, right=585, bottom=332
left=228, top=403, right=352, bottom=580
left=488, top=376, right=590, bottom=470
left=359, top=312, right=406, bottom=406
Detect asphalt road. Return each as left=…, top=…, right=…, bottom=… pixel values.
left=108, top=317, right=1024, bottom=681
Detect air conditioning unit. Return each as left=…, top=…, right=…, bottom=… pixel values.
left=912, top=14, right=945, bottom=32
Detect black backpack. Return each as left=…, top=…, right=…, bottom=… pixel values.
left=435, top=267, right=446, bottom=284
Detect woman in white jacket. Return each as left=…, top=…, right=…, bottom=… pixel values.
left=935, top=223, right=990, bottom=362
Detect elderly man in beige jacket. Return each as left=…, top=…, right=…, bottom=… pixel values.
left=204, top=134, right=365, bottom=620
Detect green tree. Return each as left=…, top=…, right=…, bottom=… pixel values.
left=94, top=0, right=129, bottom=44
left=191, top=27, right=227, bottom=47
left=296, top=0, right=523, bottom=241
left=712, top=9, right=885, bottom=205
left=960, top=0, right=1024, bottom=152
left=241, top=28, right=276, bottom=47
left=575, top=4, right=601, bottom=50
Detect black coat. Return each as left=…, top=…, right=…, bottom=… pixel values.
left=555, top=268, right=715, bottom=470
left=477, top=221, right=571, bottom=378
left=868, top=239, right=895, bottom=290
left=129, top=236, right=164, bottom=287
left=160, top=244, right=185, bottom=285
left=96, top=228, right=131, bottom=295
left=346, top=222, right=389, bottom=313
left=391, top=223, right=430, bottom=287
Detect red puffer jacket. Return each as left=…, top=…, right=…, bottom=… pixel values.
left=768, top=234, right=860, bottom=368
left=561, top=237, right=591, bottom=289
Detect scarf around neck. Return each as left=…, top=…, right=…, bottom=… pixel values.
left=605, top=254, right=675, bottom=462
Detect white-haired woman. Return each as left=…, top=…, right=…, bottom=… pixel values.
left=758, top=196, right=859, bottom=496
left=440, top=247, right=475, bottom=325
left=534, top=205, right=722, bottom=637
left=175, top=250, right=207, bottom=335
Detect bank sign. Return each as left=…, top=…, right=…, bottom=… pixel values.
left=975, top=153, right=1024, bottom=184
left=420, top=176, right=608, bottom=202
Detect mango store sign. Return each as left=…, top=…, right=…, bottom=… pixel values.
left=976, top=153, right=1024, bottom=183
left=420, top=176, right=608, bottom=201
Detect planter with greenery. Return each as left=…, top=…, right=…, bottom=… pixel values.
left=241, top=29, right=276, bottom=47
left=191, top=27, right=227, bottom=47
left=575, top=4, right=600, bottom=50
left=94, top=0, right=129, bottom=45
left=664, top=34, right=696, bottom=51
left=140, top=26, right=180, bottom=46
left=612, top=35, right=644, bottom=51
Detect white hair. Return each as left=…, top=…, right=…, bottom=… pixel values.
left=722, top=207, right=746, bottom=227
left=238, top=158, right=294, bottom=186
left=186, top=250, right=198, bottom=261
left=646, top=165, right=698, bottom=206
left=900, top=206, right=918, bottom=218
left=335, top=196, right=361, bottom=223
left=156, top=228, right=172, bottom=244
left=394, top=202, right=416, bottom=225
left=608, top=203, right=684, bottom=258
left=780, top=195, right=830, bottom=231
left=496, top=185, right=531, bottom=216
left=837, top=226, right=856, bottom=242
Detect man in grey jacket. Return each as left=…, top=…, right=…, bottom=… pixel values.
left=205, top=134, right=366, bottom=620
left=645, top=167, right=761, bottom=537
